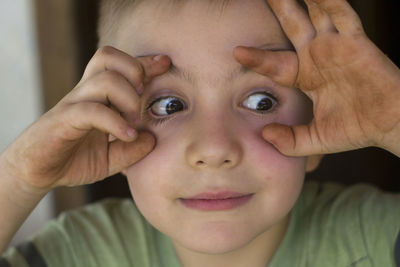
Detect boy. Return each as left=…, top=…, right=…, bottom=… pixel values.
left=1, top=0, right=400, bottom=266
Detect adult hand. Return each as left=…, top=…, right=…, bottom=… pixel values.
left=234, top=0, right=400, bottom=157
left=1, top=46, right=171, bottom=193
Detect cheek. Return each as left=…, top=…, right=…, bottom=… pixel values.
left=237, top=112, right=306, bottom=204
left=242, top=89, right=311, bottom=180
left=238, top=126, right=306, bottom=226
left=124, top=140, right=184, bottom=232
left=126, top=141, right=178, bottom=195
left=125, top=138, right=180, bottom=210
left=244, top=127, right=306, bottom=182
left=125, top=114, right=195, bottom=223
left=239, top=104, right=308, bottom=181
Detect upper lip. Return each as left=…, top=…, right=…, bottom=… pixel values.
left=183, top=191, right=252, bottom=200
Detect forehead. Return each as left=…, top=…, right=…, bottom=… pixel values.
left=116, top=0, right=290, bottom=81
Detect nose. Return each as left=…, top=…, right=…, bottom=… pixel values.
left=185, top=116, right=243, bottom=170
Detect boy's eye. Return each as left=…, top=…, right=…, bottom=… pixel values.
left=148, top=97, right=186, bottom=116
left=242, top=92, right=278, bottom=113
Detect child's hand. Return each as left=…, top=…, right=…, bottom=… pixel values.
left=234, top=0, right=400, bottom=157
left=0, top=46, right=171, bottom=193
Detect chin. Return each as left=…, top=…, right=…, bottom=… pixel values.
left=176, top=222, right=261, bottom=255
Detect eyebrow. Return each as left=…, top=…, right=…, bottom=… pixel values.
left=141, top=42, right=292, bottom=85
left=164, top=42, right=293, bottom=85
left=166, top=64, right=249, bottom=86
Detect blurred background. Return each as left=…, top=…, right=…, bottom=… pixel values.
left=1, top=0, right=399, bottom=246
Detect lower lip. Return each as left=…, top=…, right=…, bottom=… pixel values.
left=180, top=194, right=253, bottom=211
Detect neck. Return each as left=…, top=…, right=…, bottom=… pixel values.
left=173, top=214, right=290, bottom=267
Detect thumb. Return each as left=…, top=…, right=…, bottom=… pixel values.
left=262, top=123, right=322, bottom=156
left=108, top=131, right=156, bottom=175
left=233, top=46, right=298, bottom=88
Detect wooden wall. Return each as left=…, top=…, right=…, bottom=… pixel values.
left=33, top=0, right=89, bottom=213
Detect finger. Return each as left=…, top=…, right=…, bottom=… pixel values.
left=234, top=46, right=298, bottom=88
left=82, top=46, right=171, bottom=88
left=310, top=0, right=364, bottom=35
left=137, top=54, right=172, bottom=84
left=262, top=123, right=322, bottom=156
left=267, top=0, right=316, bottom=49
left=108, top=134, right=117, bottom=142
left=64, top=102, right=137, bottom=143
left=108, top=131, right=155, bottom=176
left=304, top=0, right=337, bottom=34
left=68, top=71, right=141, bottom=124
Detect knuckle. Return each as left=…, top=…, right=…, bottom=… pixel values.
left=96, top=45, right=116, bottom=57
left=321, top=3, right=348, bottom=18
left=122, top=98, right=140, bottom=114
left=101, top=70, right=124, bottom=85
left=130, top=60, right=145, bottom=82
left=62, top=103, right=88, bottom=128
left=329, top=8, right=346, bottom=19
left=94, top=71, right=130, bottom=94
left=352, top=23, right=365, bottom=35
left=87, top=46, right=117, bottom=73
left=74, top=102, right=103, bottom=116
left=90, top=102, right=108, bottom=115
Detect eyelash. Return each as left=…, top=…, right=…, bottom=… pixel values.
left=243, top=91, right=280, bottom=115
left=148, top=117, right=173, bottom=127
left=143, top=90, right=280, bottom=127
left=143, top=97, right=179, bottom=127
left=140, top=113, right=174, bottom=127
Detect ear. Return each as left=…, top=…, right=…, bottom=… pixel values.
left=305, top=155, right=324, bottom=172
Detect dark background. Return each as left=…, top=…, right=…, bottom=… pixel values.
left=67, top=0, right=400, bottom=203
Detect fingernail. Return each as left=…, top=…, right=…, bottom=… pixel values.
left=153, top=55, right=163, bottom=62
left=126, top=128, right=137, bottom=139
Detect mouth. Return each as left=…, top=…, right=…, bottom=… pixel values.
left=179, top=191, right=254, bottom=211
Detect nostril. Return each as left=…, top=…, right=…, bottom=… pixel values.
left=196, top=160, right=205, bottom=166
left=194, top=159, right=232, bottom=167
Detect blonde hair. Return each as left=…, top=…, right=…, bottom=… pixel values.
left=97, top=0, right=136, bottom=47
left=98, top=0, right=233, bottom=46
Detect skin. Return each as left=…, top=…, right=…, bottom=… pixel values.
left=115, top=1, right=315, bottom=266
left=0, top=0, right=398, bottom=265
left=0, top=47, right=172, bottom=253
left=235, top=0, right=400, bottom=157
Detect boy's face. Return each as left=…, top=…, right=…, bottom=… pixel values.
left=118, top=0, right=313, bottom=255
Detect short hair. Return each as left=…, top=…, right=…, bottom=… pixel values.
left=98, top=0, right=233, bottom=47
left=98, top=0, right=135, bottom=47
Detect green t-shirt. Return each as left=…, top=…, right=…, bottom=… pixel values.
left=2, top=181, right=400, bottom=267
